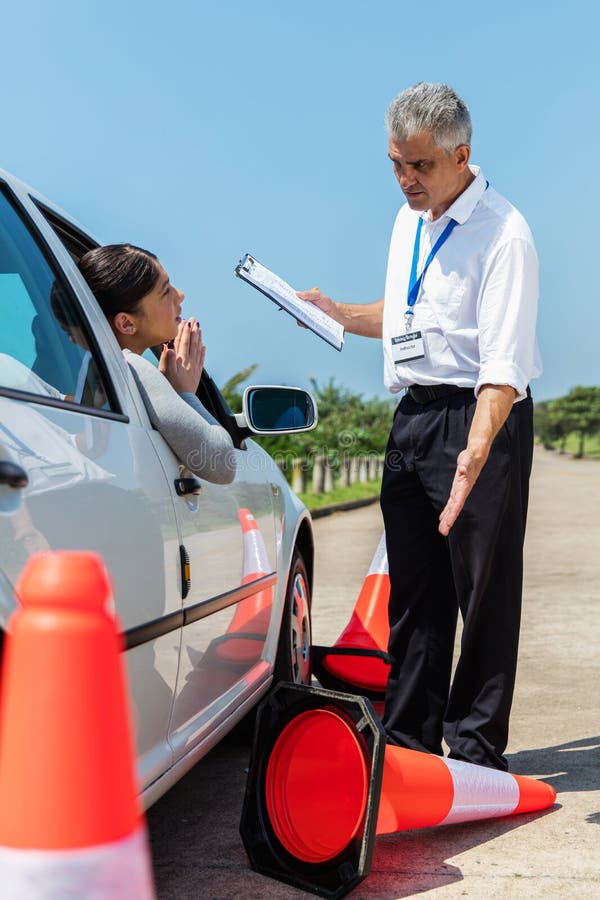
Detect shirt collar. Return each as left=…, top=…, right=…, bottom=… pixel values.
left=419, top=165, right=486, bottom=226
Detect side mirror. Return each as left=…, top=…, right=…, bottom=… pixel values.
left=237, top=386, right=318, bottom=435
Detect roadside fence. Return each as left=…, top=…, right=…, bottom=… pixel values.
left=281, top=454, right=385, bottom=495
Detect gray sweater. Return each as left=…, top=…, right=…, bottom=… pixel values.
left=125, top=351, right=236, bottom=485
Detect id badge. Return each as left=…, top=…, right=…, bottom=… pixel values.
left=391, top=331, right=426, bottom=364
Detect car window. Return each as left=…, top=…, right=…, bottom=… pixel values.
left=0, top=186, right=113, bottom=412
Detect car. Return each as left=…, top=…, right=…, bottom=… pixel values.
left=0, top=167, right=316, bottom=808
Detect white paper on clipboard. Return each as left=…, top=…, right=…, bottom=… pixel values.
left=234, top=254, right=344, bottom=351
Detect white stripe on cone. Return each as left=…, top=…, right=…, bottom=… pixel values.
left=441, top=758, right=520, bottom=824
left=241, top=527, right=272, bottom=580
left=367, top=532, right=388, bottom=576
left=0, top=827, right=154, bottom=899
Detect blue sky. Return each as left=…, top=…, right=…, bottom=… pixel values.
left=1, top=0, right=598, bottom=402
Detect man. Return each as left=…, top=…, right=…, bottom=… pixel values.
left=299, top=82, right=541, bottom=771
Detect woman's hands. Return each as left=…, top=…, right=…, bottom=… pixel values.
left=159, top=317, right=205, bottom=395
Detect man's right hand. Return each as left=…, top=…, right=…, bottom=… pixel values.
left=296, top=288, right=340, bottom=321
left=296, top=290, right=384, bottom=338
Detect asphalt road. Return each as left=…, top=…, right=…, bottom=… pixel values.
left=146, top=447, right=600, bottom=899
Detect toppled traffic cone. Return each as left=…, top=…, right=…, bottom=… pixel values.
left=312, top=532, right=390, bottom=700
left=240, top=683, right=556, bottom=899
left=0, top=551, right=154, bottom=898
left=214, top=509, right=273, bottom=665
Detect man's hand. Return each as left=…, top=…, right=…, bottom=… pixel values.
left=438, top=384, right=517, bottom=536
left=159, top=318, right=205, bottom=395
left=296, top=289, right=384, bottom=338
left=438, top=446, right=488, bottom=536
left=296, top=288, right=339, bottom=320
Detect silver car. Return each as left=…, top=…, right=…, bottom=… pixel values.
left=0, top=167, right=315, bottom=808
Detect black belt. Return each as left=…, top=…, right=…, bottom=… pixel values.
left=407, top=383, right=474, bottom=404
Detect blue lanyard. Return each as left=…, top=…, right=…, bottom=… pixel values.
left=405, top=216, right=458, bottom=327
left=405, top=180, right=490, bottom=328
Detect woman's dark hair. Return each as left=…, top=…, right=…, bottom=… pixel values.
left=78, top=244, right=159, bottom=319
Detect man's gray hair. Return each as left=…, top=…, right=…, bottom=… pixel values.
left=385, top=83, right=472, bottom=153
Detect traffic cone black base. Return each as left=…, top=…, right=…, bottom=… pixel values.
left=240, top=683, right=386, bottom=899
left=311, top=645, right=390, bottom=701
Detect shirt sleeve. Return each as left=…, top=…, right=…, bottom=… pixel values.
left=476, top=237, right=539, bottom=401
left=125, top=352, right=237, bottom=485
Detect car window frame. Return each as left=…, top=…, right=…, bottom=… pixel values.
left=0, top=178, right=128, bottom=423
left=33, top=200, right=99, bottom=262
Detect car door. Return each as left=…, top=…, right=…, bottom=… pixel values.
left=0, top=173, right=182, bottom=791
left=30, top=187, right=280, bottom=761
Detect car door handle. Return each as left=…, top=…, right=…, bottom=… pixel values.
left=174, top=477, right=202, bottom=496
left=0, top=460, right=29, bottom=489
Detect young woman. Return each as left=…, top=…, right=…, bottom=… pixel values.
left=78, top=244, right=236, bottom=484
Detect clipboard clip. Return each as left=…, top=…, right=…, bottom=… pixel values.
left=235, top=253, right=255, bottom=277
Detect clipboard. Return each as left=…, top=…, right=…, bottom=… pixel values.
left=234, top=253, right=345, bottom=352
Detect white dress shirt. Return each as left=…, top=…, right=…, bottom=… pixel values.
left=382, top=166, right=542, bottom=401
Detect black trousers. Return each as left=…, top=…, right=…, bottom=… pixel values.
left=380, top=388, right=534, bottom=771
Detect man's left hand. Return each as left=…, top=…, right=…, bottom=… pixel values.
left=438, top=383, right=517, bottom=536
left=438, top=446, right=488, bottom=536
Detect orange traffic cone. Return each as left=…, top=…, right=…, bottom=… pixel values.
left=214, top=509, right=273, bottom=665
left=240, top=683, right=556, bottom=898
left=312, top=531, right=390, bottom=700
left=0, top=551, right=154, bottom=898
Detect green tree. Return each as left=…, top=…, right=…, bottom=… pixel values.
left=548, top=386, right=600, bottom=458
left=220, top=363, right=260, bottom=411
left=534, top=400, right=571, bottom=452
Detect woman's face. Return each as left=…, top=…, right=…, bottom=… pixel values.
left=126, top=262, right=185, bottom=350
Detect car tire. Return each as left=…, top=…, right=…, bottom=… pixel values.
left=274, top=549, right=312, bottom=686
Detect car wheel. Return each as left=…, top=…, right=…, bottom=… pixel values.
left=274, top=550, right=312, bottom=685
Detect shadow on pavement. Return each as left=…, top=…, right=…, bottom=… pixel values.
left=363, top=739, right=599, bottom=898
left=508, top=735, right=600, bottom=793
left=366, top=806, right=556, bottom=899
